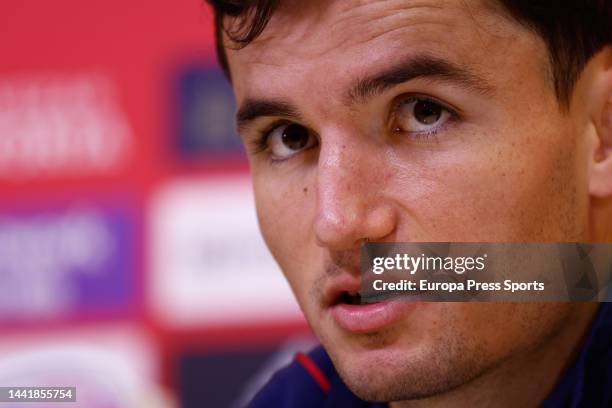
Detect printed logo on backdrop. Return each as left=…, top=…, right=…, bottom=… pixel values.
left=0, top=73, right=133, bottom=182
left=149, top=177, right=301, bottom=327
left=0, top=328, right=168, bottom=408
left=0, top=205, right=137, bottom=321
left=174, top=66, right=243, bottom=157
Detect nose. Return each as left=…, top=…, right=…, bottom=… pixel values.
left=314, top=133, right=397, bottom=250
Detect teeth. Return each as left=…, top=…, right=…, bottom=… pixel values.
left=348, top=291, right=359, bottom=297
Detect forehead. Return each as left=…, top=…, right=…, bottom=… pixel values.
left=225, top=0, right=543, bottom=105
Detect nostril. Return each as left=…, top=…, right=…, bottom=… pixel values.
left=314, top=173, right=398, bottom=250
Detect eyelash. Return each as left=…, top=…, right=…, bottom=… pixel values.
left=246, top=120, right=287, bottom=157
left=390, top=95, right=460, bottom=141
left=248, top=94, right=461, bottom=158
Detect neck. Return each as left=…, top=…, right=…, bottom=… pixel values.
left=390, top=303, right=600, bottom=408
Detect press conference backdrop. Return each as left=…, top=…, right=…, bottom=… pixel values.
left=0, top=1, right=311, bottom=407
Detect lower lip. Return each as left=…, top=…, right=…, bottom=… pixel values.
left=329, top=297, right=420, bottom=333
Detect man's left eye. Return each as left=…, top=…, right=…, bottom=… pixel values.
left=393, top=97, right=453, bottom=134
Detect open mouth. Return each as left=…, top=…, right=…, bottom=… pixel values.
left=329, top=289, right=421, bottom=332
left=337, top=291, right=363, bottom=305
left=335, top=290, right=409, bottom=305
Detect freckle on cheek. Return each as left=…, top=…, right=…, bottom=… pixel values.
left=303, top=187, right=308, bottom=194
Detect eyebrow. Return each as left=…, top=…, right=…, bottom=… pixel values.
left=346, top=54, right=494, bottom=104
left=236, top=99, right=300, bottom=132
left=236, top=54, right=494, bottom=130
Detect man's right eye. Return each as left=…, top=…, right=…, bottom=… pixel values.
left=265, top=123, right=317, bottom=160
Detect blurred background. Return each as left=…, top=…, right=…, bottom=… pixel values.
left=0, top=1, right=314, bottom=406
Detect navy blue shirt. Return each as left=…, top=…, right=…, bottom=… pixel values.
left=248, top=303, right=611, bottom=407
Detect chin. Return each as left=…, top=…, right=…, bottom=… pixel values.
left=322, top=330, right=490, bottom=403
left=333, top=348, right=431, bottom=402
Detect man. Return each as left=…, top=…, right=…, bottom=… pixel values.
left=205, top=0, right=612, bottom=406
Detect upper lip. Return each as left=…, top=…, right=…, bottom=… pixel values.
left=323, top=270, right=363, bottom=307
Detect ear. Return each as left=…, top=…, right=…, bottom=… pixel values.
left=588, top=46, right=612, bottom=198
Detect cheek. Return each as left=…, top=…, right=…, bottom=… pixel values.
left=253, top=173, right=317, bottom=299
left=391, top=121, right=585, bottom=241
left=431, top=303, right=572, bottom=355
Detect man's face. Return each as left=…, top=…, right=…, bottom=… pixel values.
left=226, top=0, right=593, bottom=401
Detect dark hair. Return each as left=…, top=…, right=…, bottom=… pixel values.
left=206, top=0, right=611, bottom=108
left=206, top=0, right=280, bottom=77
